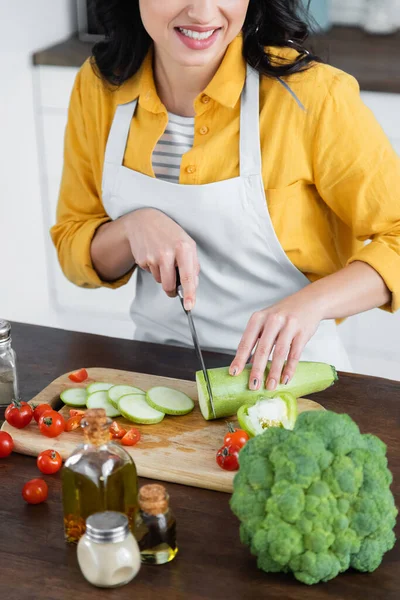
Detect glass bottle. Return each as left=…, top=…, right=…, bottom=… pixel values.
left=77, top=511, right=141, bottom=588
left=135, top=484, right=178, bottom=565
left=0, top=319, right=20, bottom=419
left=62, top=408, right=138, bottom=544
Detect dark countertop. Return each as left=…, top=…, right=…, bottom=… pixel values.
left=0, top=321, right=399, bottom=600
left=32, top=26, right=400, bottom=94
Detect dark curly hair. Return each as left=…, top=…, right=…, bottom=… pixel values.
left=91, top=0, right=321, bottom=86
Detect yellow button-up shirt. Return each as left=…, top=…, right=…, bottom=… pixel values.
left=51, top=35, right=400, bottom=311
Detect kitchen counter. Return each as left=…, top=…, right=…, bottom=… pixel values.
left=32, top=26, right=400, bottom=94
left=0, top=322, right=399, bottom=599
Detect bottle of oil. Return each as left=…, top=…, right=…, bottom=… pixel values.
left=135, top=484, right=178, bottom=565
left=62, top=408, right=138, bottom=544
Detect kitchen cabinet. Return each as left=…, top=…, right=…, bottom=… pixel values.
left=34, top=65, right=400, bottom=378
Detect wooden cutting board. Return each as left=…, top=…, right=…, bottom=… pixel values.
left=1, top=368, right=325, bottom=493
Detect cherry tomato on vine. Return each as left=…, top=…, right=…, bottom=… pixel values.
left=224, top=423, right=249, bottom=449
left=121, top=428, right=141, bottom=446
left=37, top=449, right=62, bottom=474
left=39, top=410, right=65, bottom=438
left=216, top=444, right=241, bottom=471
left=22, top=479, right=48, bottom=504
left=68, top=368, right=88, bottom=383
left=32, top=403, right=52, bottom=423
left=0, top=431, right=13, bottom=458
left=5, top=401, right=33, bottom=429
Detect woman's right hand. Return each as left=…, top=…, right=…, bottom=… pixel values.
left=123, top=208, right=200, bottom=311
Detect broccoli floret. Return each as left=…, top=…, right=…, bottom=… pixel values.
left=230, top=410, right=397, bottom=585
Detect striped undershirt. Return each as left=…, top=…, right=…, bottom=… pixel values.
left=152, top=112, right=195, bottom=183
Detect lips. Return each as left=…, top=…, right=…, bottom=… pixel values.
left=175, top=26, right=222, bottom=50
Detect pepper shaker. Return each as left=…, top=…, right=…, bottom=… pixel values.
left=0, top=320, right=20, bottom=419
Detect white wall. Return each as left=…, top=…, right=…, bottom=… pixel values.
left=0, top=0, right=77, bottom=326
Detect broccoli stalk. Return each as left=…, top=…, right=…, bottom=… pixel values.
left=230, top=410, right=397, bottom=585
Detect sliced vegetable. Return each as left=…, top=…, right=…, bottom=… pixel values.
left=146, top=386, right=195, bottom=416
left=118, top=394, right=164, bottom=425
left=237, top=393, right=298, bottom=437
left=108, top=385, right=145, bottom=409
left=60, top=388, right=87, bottom=407
left=5, top=400, right=33, bottom=429
left=32, top=403, right=52, bottom=423
left=121, top=428, right=141, bottom=446
left=196, top=361, right=337, bottom=420
left=86, top=390, right=121, bottom=418
left=68, top=368, right=88, bottom=383
left=224, top=423, right=249, bottom=449
left=109, top=421, right=127, bottom=439
left=39, top=410, right=65, bottom=438
left=86, top=382, right=114, bottom=394
left=69, top=409, right=85, bottom=418
left=65, top=415, right=84, bottom=432
left=216, top=444, right=240, bottom=471
left=22, top=478, right=48, bottom=504
left=37, top=450, right=62, bottom=474
left=0, top=431, right=13, bottom=458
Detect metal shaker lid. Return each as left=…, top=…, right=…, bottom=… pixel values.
left=0, top=320, right=11, bottom=342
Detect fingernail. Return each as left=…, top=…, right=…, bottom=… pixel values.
left=250, top=378, right=259, bottom=391
left=232, top=367, right=237, bottom=376
left=266, top=378, right=276, bottom=391
left=283, top=376, right=289, bottom=385
left=185, top=300, right=193, bottom=311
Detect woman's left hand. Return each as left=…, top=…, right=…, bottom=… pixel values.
left=229, top=294, right=324, bottom=391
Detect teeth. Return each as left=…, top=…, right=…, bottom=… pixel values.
left=179, top=28, right=215, bottom=41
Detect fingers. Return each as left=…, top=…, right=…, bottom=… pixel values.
left=229, top=313, right=264, bottom=377
left=281, top=335, right=307, bottom=385
left=264, top=324, right=298, bottom=391
left=176, top=241, right=198, bottom=311
left=248, top=315, right=285, bottom=390
left=158, top=251, right=177, bottom=297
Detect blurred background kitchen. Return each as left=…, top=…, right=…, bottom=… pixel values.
left=0, top=0, right=399, bottom=379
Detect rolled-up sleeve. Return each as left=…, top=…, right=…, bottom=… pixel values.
left=50, top=64, right=132, bottom=289
left=313, top=72, right=400, bottom=312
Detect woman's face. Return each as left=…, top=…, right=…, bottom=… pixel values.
left=139, top=0, right=250, bottom=67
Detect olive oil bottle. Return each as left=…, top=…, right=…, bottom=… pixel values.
left=62, top=408, right=138, bottom=544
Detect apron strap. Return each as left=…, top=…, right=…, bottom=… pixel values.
left=104, top=99, right=138, bottom=167
left=240, top=64, right=261, bottom=178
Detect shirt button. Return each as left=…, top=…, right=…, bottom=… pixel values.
left=199, top=126, right=209, bottom=135
left=186, top=165, right=196, bottom=174
left=201, top=95, right=210, bottom=104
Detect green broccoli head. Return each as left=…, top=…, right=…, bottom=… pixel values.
left=230, top=410, right=397, bottom=585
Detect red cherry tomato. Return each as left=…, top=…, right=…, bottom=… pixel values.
left=121, top=428, right=141, bottom=446
left=68, top=368, right=88, bottom=383
left=224, top=423, right=249, bottom=449
left=32, top=403, right=53, bottom=423
left=39, top=410, right=65, bottom=438
left=0, top=431, right=14, bottom=458
left=22, top=479, right=48, bottom=504
left=216, top=444, right=241, bottom=471
left=5, top=401, right=33, bottom=429
left=69, top=409, right=85, bottom=418
left=65, top=415, right=84, bottom=432
left=109, top=421, right=127, bottom=440
left=37, top=449, right=62, bottom=474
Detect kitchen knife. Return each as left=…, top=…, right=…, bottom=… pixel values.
left=176, top=269, right=216, bottom=419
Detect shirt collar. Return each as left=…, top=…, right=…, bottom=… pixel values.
left=115, top=34, right=246, bottom=112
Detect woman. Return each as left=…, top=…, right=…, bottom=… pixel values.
left=51, top=0, right=400, bottom=392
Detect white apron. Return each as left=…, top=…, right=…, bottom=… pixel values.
left=102, top=64, right=352, bottom=372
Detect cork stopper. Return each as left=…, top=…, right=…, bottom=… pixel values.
left=139, top=484, right=169, bottom=516
left=83, top=408, right=110, bottom=445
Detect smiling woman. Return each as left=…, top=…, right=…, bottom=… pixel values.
left=51, top=0, right=400, bottom=388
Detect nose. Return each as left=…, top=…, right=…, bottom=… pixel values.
left=186, top=0, right=219, bottom=24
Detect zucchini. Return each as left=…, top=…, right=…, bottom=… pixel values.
left=86, top=382, right=114, bottom=394
left=108, top=385, right=145, bottom=409
left=86, top=390, right=121, bottom=418
left=60, top=388, right=87, bottom=407
left=146, top=386, right=194, bottom=415
left=118, top=394, right=165, bottom=425
left=237, top=393, right=298, bottom=436
left=196, top=361, right=337, bottom=420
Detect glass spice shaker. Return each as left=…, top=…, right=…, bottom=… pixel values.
left=135, top=484, right=178, bottom=565
left=77, top=511, right=141, bottom=588
left=0, top=319, right=20, bottom=420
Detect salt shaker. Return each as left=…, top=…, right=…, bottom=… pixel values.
left=77, top=512, right=141, bottom=588
left=0, top=320, right=20, bottom=419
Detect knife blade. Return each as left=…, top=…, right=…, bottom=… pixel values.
left=176, top=269, right=216, bottom=419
